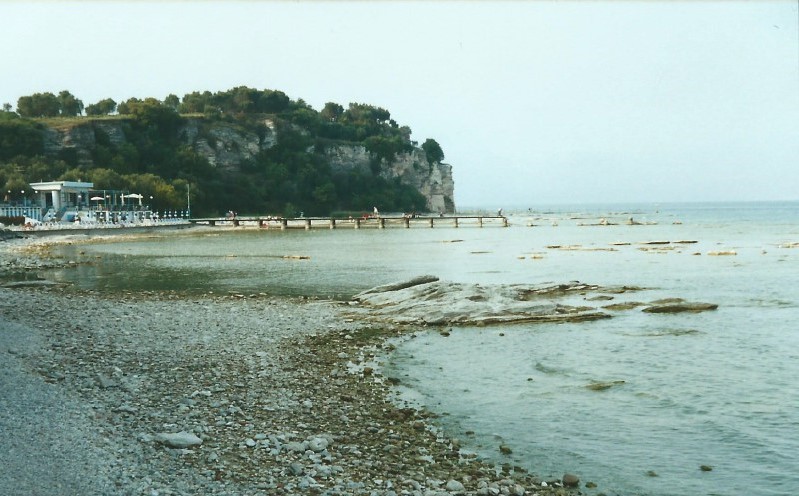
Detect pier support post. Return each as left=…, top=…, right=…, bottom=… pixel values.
left=355, top=218, right=361, bottom=229
left=428, top=218, right=434, bottom=228
left=502, top=217, right=509, bottom=227
left=329, top=218, right=336, bottom=229
left=454, top=217, right=459, bottom=228
left=305, top=219, right=312, bottom=230
left=478, top=217, right=483, bottom=227
left=281, top=219, right=288, bottom=230
left=403, top=217, right=410, bottom=228
left=379, top=218, right=385, bottom=229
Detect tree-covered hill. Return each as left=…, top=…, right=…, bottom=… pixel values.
left=0, top=87, right=452, bottom=217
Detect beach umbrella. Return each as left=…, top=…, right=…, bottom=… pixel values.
left=90, top=196, right=104, bottom=201
left=126, top=193, right=144, bottom=206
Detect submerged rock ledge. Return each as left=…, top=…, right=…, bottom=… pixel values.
left=349, top=276, right=639, bottom=326
left=349, top=276, right=719, bottom=326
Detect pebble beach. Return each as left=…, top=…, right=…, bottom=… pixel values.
left=0, top=230, right=583, bottom=496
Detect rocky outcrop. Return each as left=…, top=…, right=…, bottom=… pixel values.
left=179, top=118, right=277, bottom=170
left=40, top=118, right=276, bottom=172
left=349, top=277, right=615, bottom=326
left=42, top=124, right=98, bottom=167
left=324, top=145, right=455, bottom=213
left=349, top=277, right=721, bottom=326
left=37, top=117, right=454, bottom=212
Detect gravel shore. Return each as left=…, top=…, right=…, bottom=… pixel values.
left=1, top=232, right=583, bottom=496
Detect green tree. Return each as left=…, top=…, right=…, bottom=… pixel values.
left=85, top=98, right=117, bottom=116
left=17, top=92, right=60, bottom=117
left=179, top=91, right=214, bottom=113
left=85, top=168, right=126, bottom=189
left=364, top=135, right=410, bottom=165
left=257, top=89, right=290, bottom=113
left=0, top=119, right=43, bottom=160
left=164, top=94, right=180, bottom=110
left=422, top=138, right=444, bottom=163
left=321, top=102, right=344, bottom=122
left=58, top=90, right=84, bottom=116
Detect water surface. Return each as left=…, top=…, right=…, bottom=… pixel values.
left=47, top=202, right=799, bottom=495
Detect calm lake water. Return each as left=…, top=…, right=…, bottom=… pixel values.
left=47, top=202, right=799, bottom=496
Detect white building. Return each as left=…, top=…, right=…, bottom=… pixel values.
left=29, top=181, right=94, bottom=215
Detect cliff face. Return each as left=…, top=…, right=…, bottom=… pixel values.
left=323, top=145, right=454, bottom=213
left=178, top=118, right=277, bottom=170
left=39, top=118, right=455, bottom=212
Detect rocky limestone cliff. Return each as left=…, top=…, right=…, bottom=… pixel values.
left=323, top=145, right=454, bottom=213
left=178, top=118, right=277, bottom=170
left=38, top=118, right=455, bottom=212
left=41, top=118, right=275, bottom=172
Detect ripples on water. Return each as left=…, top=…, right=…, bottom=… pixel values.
left=49, top=202, right=799, bottom=496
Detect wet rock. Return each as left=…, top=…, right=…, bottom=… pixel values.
left=355, top=275, right=440, bottom=296
left=586, top=380, right=625, bottom=391
left=350, top=278, right=617, bottom=326
left=562, top=473, right=580, bottom=487
left=643, top=302, right=718, bottom=313
left=586, top=295, right=614, bottom=301
left=603, top=301, right=645, bottom=311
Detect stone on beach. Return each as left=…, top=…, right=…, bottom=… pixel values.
left=307, top=436, right=330, bottom=452
left=155, top=431, right=203, bottom=449
left=446, top=479, right=466, bottom=491
left=0, top=238, right=636, bottom=496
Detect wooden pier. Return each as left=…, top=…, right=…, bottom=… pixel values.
left=189, top=215, right=509, bottom=229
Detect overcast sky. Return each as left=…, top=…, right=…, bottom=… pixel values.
left=2, top=1, right=797, bottom=208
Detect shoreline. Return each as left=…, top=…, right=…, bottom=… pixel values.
left=1, top=235, right=584, bottom=495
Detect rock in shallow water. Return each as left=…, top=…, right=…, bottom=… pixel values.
left=350, top=277, right=618, bottom=326
left=643, top=302, right=718, bottom=313
left=562, top=473, right=580, bottom=487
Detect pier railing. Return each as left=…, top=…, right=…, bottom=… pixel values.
left=189, top=215, right=509, bottom=229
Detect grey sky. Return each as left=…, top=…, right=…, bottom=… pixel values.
left=2, top=1, right=797, bottom=208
